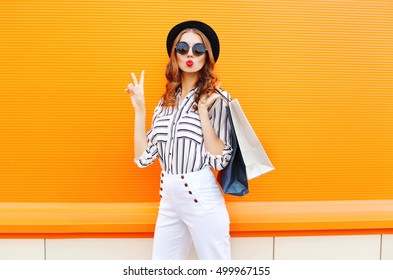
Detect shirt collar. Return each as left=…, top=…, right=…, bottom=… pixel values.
left=175, top=87, right=197, bottom=108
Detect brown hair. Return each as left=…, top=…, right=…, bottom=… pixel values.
left=161, top=28, right=219, bottom=109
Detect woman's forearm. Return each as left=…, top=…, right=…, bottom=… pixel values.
left=134, top=108, right=148, bottom=159
left=199, top=108, right=224, bottom=155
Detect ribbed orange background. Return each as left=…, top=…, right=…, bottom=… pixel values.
left=1, top=0, right=392, bottom=202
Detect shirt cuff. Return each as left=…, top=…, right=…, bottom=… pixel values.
left=207, top=144, right=233, bottom=171
left=134, top=149, right=157, bottom=168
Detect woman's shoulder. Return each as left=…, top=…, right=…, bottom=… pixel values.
left=156, top=97, right=165, bottom=107
left=153, top=97, right=174, bottom=117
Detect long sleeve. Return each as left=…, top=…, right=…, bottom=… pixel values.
left=206, top=90, right=233, bottom=171
left=134, top=103, right=161, bottom=168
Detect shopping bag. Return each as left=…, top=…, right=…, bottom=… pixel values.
left=217, top=107, right=249, bottom=196
left=228, top=99, right=275, bottom=179
left=215, top=89, right=275, bottom=181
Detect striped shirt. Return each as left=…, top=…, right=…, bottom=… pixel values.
left=135, top=88, right=233, bottom=174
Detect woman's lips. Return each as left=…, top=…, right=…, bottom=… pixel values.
left=186, top=60, right=194, bottom=66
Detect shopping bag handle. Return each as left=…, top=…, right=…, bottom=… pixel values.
left=214, top=88, right=231, bottom=103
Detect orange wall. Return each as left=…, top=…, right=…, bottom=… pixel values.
left=0, top=0, right=392, bottom=203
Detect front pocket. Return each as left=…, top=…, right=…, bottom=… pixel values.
left=154, top=115, right=172, bottom=143
left=177, top=112, right=203, bottom=145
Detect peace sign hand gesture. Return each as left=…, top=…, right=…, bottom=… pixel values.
left=125, top=70, right=145, bottom=112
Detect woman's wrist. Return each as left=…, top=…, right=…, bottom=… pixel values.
left=198, top=106, right=209, bottom=115
left=134, top=105, right=146, bottom=114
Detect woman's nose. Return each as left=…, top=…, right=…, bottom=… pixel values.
left=187, top=48, right=193, bottom=57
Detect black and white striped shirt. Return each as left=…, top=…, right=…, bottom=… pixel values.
left=135, top=88, right=233, bottom=174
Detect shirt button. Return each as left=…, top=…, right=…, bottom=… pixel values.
left=160, top=187, right=163, bottom=191
left=194, top=199, right=198, bottom=203
left=188, top=191, right=192, bottom=195
left=184, top=183, right=188, bottom=187
left=160, top=180, right=163, bottom=183
left=181, top=175, right=184, bottom=179
left=161, top=173, right=164, bottom=177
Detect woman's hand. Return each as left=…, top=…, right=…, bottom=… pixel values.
left=125, top=70, right=145, bottom=112
left=198, top=83, right=222, bottom=113
left=198, top=83, right=225, bottom=155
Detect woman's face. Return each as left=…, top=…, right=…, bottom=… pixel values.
left=176, top=31, right=206, bottom=74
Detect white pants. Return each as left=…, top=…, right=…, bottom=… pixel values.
left=152, top=168, right=231, bottom=260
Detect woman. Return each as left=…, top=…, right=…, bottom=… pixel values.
left=125, top=21, right=232, bottom=260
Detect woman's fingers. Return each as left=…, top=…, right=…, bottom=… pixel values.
left=131, top=70, right=145, bottom=86
left=125, top=71, right=145, bottom=110
left=128, top=71, right=145, bottom=93
left=124, top=71, right=146, bottom=111
left=200, top=93, right=220, bottom=108
left=131, top=72, right=138, bottom=86
left=139, top=70, right=145, bottom=86
left=208, top=92, right=221, bottom=104
left=125, top=83, right=134, bottom=93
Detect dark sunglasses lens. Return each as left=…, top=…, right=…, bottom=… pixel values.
left=176, top=42, right=189, bottom=55
left=193, top=43, right=206, bottom=56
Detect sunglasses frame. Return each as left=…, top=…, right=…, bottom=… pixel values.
left=175, top=41, right=207, bottom=56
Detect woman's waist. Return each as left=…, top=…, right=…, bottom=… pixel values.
left=160, top=167, right=214, bottom=183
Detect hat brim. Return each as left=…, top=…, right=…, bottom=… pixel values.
left=166, top=20, right=220, bottom=62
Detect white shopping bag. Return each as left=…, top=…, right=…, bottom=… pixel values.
left=228, top=99, right=275, bottom=180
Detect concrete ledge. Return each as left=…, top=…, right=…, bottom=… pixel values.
left=1, top=200, right=393, bottom=238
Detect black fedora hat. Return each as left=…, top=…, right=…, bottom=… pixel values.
left=166, top=20, right=220, bottom=62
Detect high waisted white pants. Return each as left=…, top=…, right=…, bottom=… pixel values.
left=152, top=168, right=231, bottom=260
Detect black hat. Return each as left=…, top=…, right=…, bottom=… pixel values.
left=166, top=20, right=220, bottom=62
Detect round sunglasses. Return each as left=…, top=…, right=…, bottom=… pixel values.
left=175, top=41, right=207, bottom=56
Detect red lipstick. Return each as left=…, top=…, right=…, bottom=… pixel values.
left=186, top=60, right=194, bottom=66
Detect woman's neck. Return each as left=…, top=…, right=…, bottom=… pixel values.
left=181, top=72, right=199, bottom=96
